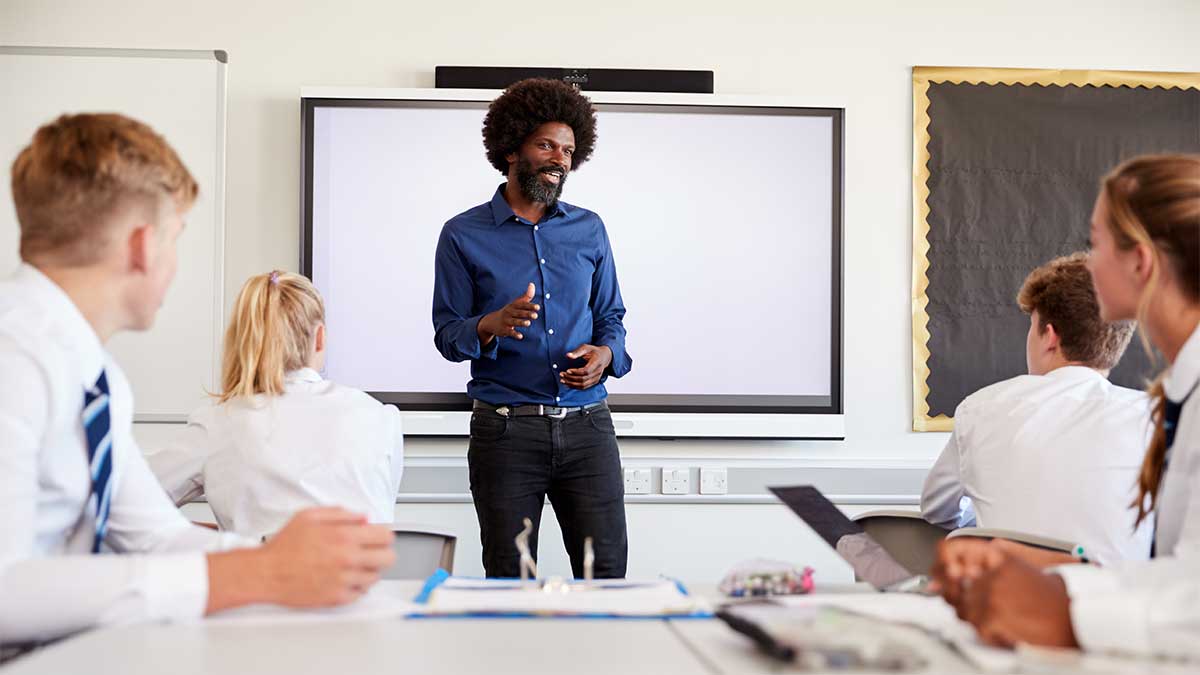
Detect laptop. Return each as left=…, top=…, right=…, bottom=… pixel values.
left=769, top=485, right=928, bottom=592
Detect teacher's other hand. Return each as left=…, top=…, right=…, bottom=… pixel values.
left=560, top=344, right=612, bottom=389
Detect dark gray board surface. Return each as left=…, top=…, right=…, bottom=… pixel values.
left=923, top=81, right=1199, bottom=416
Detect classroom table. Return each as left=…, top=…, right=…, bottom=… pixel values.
left=1, top=581, right=1175, bottom=675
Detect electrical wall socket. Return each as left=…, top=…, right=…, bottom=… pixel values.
left=623, top=467, right=652, bottom=494
left=699, top=468, right=728, bottom=495
left=661, top=467, right=690, bottom=495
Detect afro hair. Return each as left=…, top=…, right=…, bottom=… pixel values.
left=482, top=79, right=598, bottom=175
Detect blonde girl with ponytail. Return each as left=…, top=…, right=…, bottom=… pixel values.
left=148, top=271, right=404, bottom=539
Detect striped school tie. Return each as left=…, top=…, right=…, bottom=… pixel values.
left=1151, top=386, right=1193, bottom=558
left=82, top=371, right=114, bottom=553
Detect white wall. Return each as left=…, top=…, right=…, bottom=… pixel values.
left=4, top=0, right=1198, bottom=581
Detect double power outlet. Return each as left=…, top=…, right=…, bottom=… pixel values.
left=622, top=467, right=728, bottom=495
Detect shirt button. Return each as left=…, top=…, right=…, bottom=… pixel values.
left=544, top=292, right=550, bottom=299
left=534, top=225, right=540, bottom=231
left=548, top=329, right=555, bottom=335
left=553, top=364, right=558, bottom=369
left=539, top=258, right=546, bottom=265
left=555, top=396, right=560, bottom=402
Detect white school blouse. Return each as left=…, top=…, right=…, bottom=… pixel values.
left=1058, top=324, right=1200, bottom=660
left=0, top=264, right=250, bottom=643
left=147, top=369, right=403, bottom=540
left=922, top=366, right=1153, bottom=565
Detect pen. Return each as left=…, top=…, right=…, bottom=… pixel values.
left=1072, top=544, right=1090, bottom=564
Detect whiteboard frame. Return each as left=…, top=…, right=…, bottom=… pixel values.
left=298, top=87, right=844, bottom=439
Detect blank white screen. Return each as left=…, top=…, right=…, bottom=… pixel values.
left=310, top=101, right=833, bottom=402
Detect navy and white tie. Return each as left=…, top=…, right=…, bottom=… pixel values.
left=1151, top=387, right=1192, bottom=558
left=82, top=371, right=114, bottom=553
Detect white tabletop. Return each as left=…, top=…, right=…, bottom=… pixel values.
left=4, top=619, right=711, bottom=675
left=8, top=581, right=1172, bottom=675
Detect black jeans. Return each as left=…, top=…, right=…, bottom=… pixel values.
left=467, top=403, right=628, bottom=579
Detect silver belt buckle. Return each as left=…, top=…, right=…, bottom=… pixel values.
left=545, top=404, right=568, bottom=419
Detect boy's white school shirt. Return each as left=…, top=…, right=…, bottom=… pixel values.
left=921, top=365, right=1154, bottom=566
left=146, top=369, right=403, bottom=540
left=0, top=264, right=253, bottom=643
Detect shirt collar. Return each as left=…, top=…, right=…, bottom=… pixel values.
left=286, top=367, right=324, bottom=384
left=1042, top=365, right=1107, bottom=383
left=488, top=183, right=566, bottom=227
left=14, top=263, right=107, bottom=390
left=1164, top=322, right=1200, bottom=403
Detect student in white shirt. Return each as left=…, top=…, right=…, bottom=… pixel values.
left=0, top=113, right=394, bottom=645
left=147, top=272, right=404, bottom=539
left=931, top=154, right=1200, bottom=660
left=922, top=253, right=1152, bottom=564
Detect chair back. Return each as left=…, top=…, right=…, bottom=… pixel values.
left=946, top=527, right=1075, bottom=554
left=852, top=509, right=950, bottom=577
left=386, top=523, right=457, bottom=579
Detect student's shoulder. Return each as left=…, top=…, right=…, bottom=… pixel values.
left=325, top=380, right=394, bottom=411
left=955, top=374, right=1042, bottom=415
left=0, top=292, right=67, bottom=396
left=326, top=382, right=403, bottom=431
left=1103, top=381, right=1151, bottom=410
left=0, top=332, right=49, bottom=387
left=0, top=284, right=54, bottom=345
left=0, top=331, right=57, bottom=430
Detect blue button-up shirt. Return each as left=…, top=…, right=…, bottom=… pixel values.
left=433, top=185, right=632, bottom=406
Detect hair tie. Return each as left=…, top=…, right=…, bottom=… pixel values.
left=269, top=271, right=280, bottom=285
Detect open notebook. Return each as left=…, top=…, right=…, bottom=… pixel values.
left=411, top=571, right=712, bottom=618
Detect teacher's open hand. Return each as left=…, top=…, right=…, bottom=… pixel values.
left=477, top=283, right=540, bottom=344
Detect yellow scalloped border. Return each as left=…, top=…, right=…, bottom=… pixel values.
left=911, top=65, right=1200, bottom=433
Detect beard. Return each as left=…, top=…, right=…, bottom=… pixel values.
left=516, top=157, right=567, bottom=205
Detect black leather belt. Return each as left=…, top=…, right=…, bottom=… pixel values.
left=473, top=400, right=607, bottom=419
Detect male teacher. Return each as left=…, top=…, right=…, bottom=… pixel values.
left=432, top=79, right=632, bottom=579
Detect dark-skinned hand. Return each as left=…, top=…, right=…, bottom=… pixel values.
left=961, top=553, right=1079, bottom=649
left=477, top=283, right=540, bottom=344
left=930, top=538, right=1079, bottom=649
left=560, top=344, right=612, bottom=390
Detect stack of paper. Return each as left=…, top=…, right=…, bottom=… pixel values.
left=774, top=594, right=1016, bottom=671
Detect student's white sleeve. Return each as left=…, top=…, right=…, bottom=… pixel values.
left=0, top=351, right=252, bottom=644
left=921, top=432, right=965, bottom=529
left=1057, top=559, right=1200, bottom=660
left=144, top=406, right=214, bottom=505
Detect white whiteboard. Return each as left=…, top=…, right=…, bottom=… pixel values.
left=0, top=47, right=226, bottom=421
left=311, top=105, right=832, bottom=396
left=303, top=89, right=844, bottom=438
